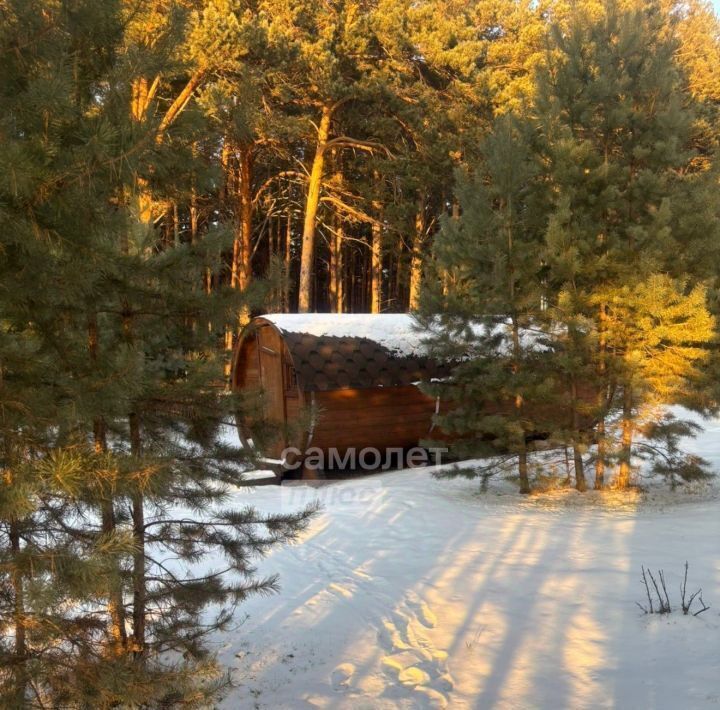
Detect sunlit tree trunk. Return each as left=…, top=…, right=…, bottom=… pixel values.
left=370, top=170, right=383, bottom=313
left=370, top=221, right=382, bottom=313
left=131, top=77, right=157, bottom=225
left=298, top=105, right=333, bottom=312
left=231, top=146, right=253, bottom=295
left=224, top=143, right=253, bottom=376
left=440, top=198, right=461, bottom=297
left=616, top=385, right=634, bottom=489
left=190, top=185, right=199, bottom=246
left=408, top=194, right=426, bottom=311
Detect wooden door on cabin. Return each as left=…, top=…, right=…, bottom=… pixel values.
left=257, top=326, right=287, bottom=454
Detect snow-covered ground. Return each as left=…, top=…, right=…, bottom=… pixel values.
left=210, top=421, right=720, bottom=709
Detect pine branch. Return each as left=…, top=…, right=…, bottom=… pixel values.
left=156, top=70, right=207, bottom=141
left=320, top=195, right=382, bottom=226
left=324, top=136, right=392, bottom=156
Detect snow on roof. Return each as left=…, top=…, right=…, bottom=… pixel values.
left=245, top=314, right=554, bottom=392
left=261, top=313, right=429, bottom=358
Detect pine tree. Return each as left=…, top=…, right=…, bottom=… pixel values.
left=537, top=0, right=720, bottom=488
left=419, top=117, right=556, bottom=494
left=0, top=1, right=316, bottom=704
left=594, top=276, right=715, bottom=487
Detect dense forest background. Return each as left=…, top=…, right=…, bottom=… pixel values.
left=9, top=0, right=717, bottom=323
left=2, top=0, right=720, bottom=705
left=113, top=0, right=720, bottom=322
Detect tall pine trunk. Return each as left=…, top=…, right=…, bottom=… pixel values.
left=370, top=174, right=383, bottom=313
left=284, top=211, right=292, bottom=311
left=298, top=105, right=332, bottom=313
left=573, top=445, right=586, bottom=491
left=231, top=146, right=253, bottom=294
left=328, top=154, right=345, bottom=314
left=594, top=302, right=607, bottom=489
left=408, top=195, right=426, bottom=311
left=349, top=247, right=358, bottom=312
left=570, top=375, right=587, bottom=491
left=130, top=77, right=155, bottom=225
left=616, top=385, right=634, bottom=489
left=225, top=144, right=253, bottom=376
left=512, top=317, right=530, bottom=494
left=100, top=497, right=126, bottom=653
left=518, top=445, right=530, bottom=495
left=129, top=411, right=145, bottom=658
left=3, top=429, right=27, bottom=702
left=370, top=221, right=382, bottom=313
left=119, top=187, right=148, bottom=658
left=506, top=193, right=530, bottom=495
left=595, top=418, right=606, bottom=489
left=9, top=517, right=27, bottom=704
left=89, top=315, right=127, bottom=654
left=329, top=217, right=344, bottom=313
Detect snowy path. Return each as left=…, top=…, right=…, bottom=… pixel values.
left=213, top=468, right=720, bottom=709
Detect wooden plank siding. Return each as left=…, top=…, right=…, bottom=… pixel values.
left=308, top=385, right=436, bottom=453
left=257, top=325, right=286, bottom=425
left=233, top=323, right=305, bottom=458
left=232, top=334, right=260, bottom=389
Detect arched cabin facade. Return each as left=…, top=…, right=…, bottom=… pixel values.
left=231, top=314, right=448, bottom=466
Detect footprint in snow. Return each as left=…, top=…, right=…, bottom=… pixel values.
left=405, top=591, right=438, bottom=628
left=414, top=686, right=449, bottom=709
left=398, top=666, right=431, bottom=686
left=378, top=595, right=452, bottom=706
left=331, top=662, right=355, bottom=691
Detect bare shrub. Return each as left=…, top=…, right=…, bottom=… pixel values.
left=680, top=561, right=711, bottom=616
left=637, top=562, right=710, bottom=616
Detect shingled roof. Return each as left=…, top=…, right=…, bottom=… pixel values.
left=257, top=314, right=449, bottom=392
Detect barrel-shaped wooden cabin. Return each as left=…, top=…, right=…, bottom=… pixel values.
left=231, top=314, right=447, bottom=465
